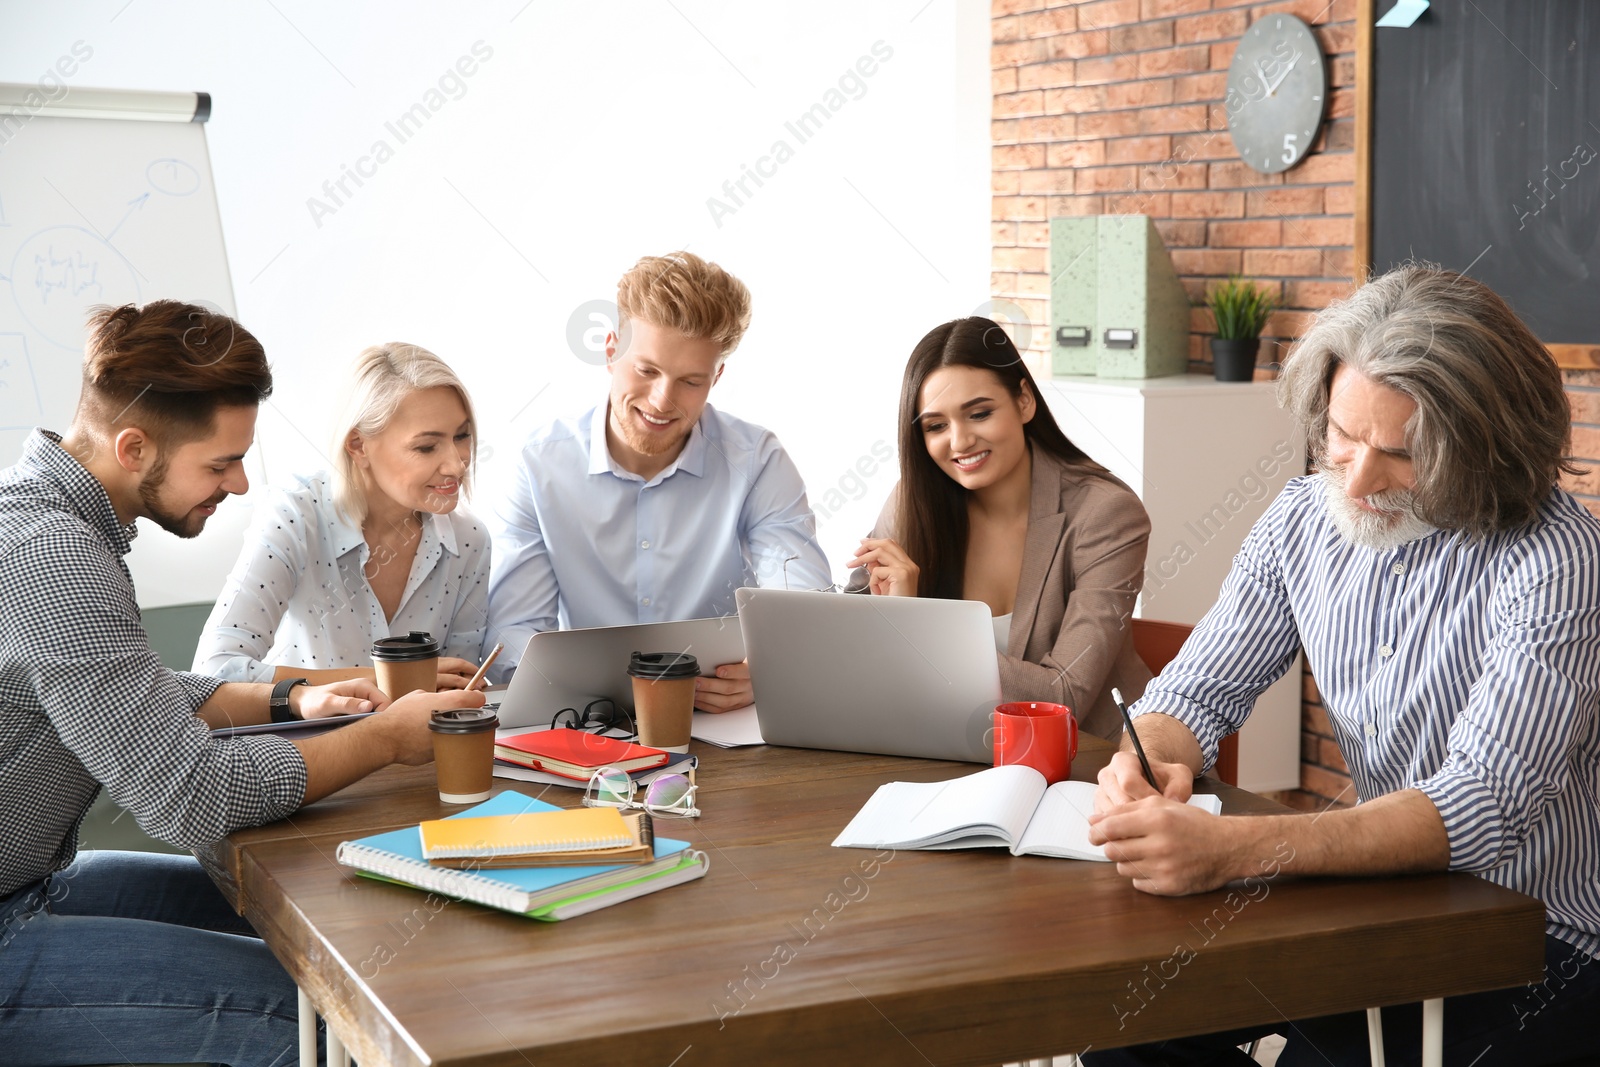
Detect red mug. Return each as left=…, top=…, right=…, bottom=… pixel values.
left=992, top=702, right=1078, bottom=785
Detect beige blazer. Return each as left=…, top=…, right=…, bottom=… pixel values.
left=858, top=446, right=1153, bottom=740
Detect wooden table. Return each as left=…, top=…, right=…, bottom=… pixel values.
left=209, top=738, right=1545, bottom=1067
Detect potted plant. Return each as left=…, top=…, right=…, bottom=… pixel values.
left=1204, top=276, right=1276, bottom=382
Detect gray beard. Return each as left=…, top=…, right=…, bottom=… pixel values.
left=1319, top=467, right=1435, bottom=552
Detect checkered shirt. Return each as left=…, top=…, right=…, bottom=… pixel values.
left=0, top=430, right=307, bottom=897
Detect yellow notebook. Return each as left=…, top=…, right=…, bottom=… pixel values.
left=419, top=807, right=631, bottom=863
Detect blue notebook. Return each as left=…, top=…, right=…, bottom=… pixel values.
left=334, top=791, right=708, bottom=921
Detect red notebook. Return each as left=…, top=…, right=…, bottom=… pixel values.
left=494, top=730, right=670, bottom=780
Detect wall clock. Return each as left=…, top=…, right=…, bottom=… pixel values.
left=1224, top=14, right=1327, bottom=175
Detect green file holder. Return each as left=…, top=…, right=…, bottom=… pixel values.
left=1049, top=218, right=1099, bottom=377
left=1049, top=215, right=1190, bottom=379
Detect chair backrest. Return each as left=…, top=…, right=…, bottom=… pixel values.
left=1128, top=618, right=1239, bottom=786
left=141, top=601, right=214, bottom=672
left=1129, top=618, right=1193, bottom=676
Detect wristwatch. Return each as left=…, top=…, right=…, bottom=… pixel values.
left=270, top=678, right=309, bottom=723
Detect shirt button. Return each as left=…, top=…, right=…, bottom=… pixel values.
left=1391, top=562, right=1405, bottom=576
left=640, top=540, right=651, bottom=549
left=1379, top=644, right=1393, bottom=658
left=1365, top=721, right=1377, bottom=737
left=642, top=597, right=651, bottom=606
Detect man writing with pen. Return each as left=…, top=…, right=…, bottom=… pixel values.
left=1082, top=267, right=1600, bottom=1066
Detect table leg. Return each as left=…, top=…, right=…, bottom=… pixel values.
left=1365, top=1006, right=1385, bottom=1067
left=328, top=1026, right=350, bottom=1067
left=1421, top=998, right=1443, bottom=1067
left=299, top=986, right=318, bottom=1067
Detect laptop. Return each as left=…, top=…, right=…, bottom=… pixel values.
left=735, top=587, right=1002, bottom=763
left=492, top=616, right=746, bottom=729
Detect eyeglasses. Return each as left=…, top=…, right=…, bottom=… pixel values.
left=551, top=698, right=635, bottom=738
left=583, top=765, right=700, bottom=819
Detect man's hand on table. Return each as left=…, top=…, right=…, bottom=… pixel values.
left=379, top=688, right=488, bottom=764
left=291, top=677, right=386, bottom=719
left=1089, top=749, right=1247, bottom=897
left=694, top=660, right=753, bottom=712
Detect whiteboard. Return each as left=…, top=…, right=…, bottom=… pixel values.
left=0, top=111, right=251, bottom=608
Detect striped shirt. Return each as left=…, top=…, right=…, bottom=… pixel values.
left=1139, top=474, right=1600, bottom=959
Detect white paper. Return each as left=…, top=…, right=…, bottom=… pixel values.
left=690, top=705, right=765, bottom=747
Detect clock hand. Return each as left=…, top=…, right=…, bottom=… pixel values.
left=1264, top=50, right=1303, bottom=96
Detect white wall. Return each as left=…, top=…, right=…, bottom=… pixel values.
left=0, top=0, right=991, bottom=606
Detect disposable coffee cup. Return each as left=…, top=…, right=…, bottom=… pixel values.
left=627, top=651, right=699, bottom=754
left=372, top=631, right=441, bottom=700
left=428, top=707, right=499, bottom=804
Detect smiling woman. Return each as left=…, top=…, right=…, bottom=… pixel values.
left=192, top=343, right=491, bottom=695
left=848, top=317, right=1155, bottom=739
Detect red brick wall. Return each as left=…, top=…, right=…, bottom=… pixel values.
left=992, top=0, right=1598, bottom=808
left=990, top=0, right=1360, bottom=803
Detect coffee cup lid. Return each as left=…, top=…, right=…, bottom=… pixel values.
left=372, top=631, right=443, bottom=661
left=627, top=650, right=700, bottom=680
left=428, top=707, right=500, bottom=733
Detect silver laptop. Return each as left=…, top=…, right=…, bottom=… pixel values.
left=493, top=616, right=746, bottom=729
left=736, top=588, right=1001, bottom=763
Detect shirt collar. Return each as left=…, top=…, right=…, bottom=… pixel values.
left=24, top=430, right=139, bottom=556
left=588, top=401, right=707, bottom=483
left=324, top=487, right=459, bottom=561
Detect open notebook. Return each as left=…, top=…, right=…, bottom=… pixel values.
left=832, top=765, right=1222, bottom=861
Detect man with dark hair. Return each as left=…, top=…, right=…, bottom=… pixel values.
left=0, top=301, right=482, bottom=1066
left=1082, top=267, right=1600, bottom=1065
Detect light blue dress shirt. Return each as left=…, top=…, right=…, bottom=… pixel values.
left=193, top=472, right=491, bottom=682
left=483, top=402, right=828, bottom=680
left=1142, top=474, right=1600, bottom=959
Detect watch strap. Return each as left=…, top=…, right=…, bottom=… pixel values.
left=270, top=678, right=309, bottom=723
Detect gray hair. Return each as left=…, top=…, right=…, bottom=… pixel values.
left=1278, top=265, right=1576, bottom=535
left=330, top=342, right=477, bottom=524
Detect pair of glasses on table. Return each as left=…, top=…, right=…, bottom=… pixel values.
left=550, top=698, right=635, bottom=738
left=583, top=765, right=701, bottom=819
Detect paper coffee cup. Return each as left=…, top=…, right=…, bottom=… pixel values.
left=627, top=651, right=699, bottom=754
left=428, top=706, right=499, bottom=803
left=372, top=631, right=441, bottom=700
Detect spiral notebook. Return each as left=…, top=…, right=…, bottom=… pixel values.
left=335, top=791, right=708, bottom=920
left=420, top=807, right=631, bottom=859
left=421, top=809, right=657, bottom=868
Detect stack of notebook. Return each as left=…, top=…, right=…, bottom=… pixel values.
left=418, top=806, right=657, bottom=868
left=335, top=791, right=708, bottom=921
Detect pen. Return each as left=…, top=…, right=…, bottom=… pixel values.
left=465, top=643, right=503, bottom=693
left=1112, top=687, right=1158, bottom=790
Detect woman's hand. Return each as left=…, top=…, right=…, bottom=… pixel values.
left=433, top=656, right=481, bottom=690
left=846, top=538, right=920, bottom=597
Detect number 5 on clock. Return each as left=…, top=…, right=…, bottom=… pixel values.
left=1281, top=133, right=1298, bottom=164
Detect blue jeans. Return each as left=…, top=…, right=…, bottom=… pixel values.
left=1081, top=933, right=1600, bottom=1066
left=0, top=850, right=314, bottom=1067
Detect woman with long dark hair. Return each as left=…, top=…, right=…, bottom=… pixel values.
left=847, top=317, right=1153, bottom=739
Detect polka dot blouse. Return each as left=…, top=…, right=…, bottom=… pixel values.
left=192, top=471, right=490, bottom=682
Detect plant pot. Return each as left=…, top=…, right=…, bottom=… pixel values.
left=1210, top=337, right=1260, bottom=382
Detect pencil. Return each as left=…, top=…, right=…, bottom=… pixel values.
left=465, top=643, right=503, bottom=692
left=1111, top=687, right=1158, bottom=790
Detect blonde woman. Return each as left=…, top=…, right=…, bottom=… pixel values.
left=194, top=343, right=489, bottom=691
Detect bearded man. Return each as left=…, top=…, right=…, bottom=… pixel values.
left=1084, top=266, right=1600, bottom=1066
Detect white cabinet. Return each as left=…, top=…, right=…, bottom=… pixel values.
left=1039, top=374, right=1306, bottom=792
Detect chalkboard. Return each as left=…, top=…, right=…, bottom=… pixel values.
left=0, top=98, right=247, bottom=608
left=1372, top=2, right=1599, bottom=345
